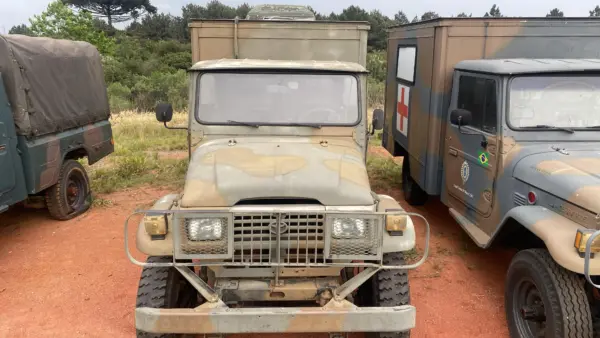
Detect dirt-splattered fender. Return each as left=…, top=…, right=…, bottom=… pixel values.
left=501, top=205, right=600, bottom=275
left=136, top=194, right=178, bottom=256
left=377, top=194, right=416, bottom=253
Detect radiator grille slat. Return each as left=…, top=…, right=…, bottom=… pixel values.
left=233, top=212, right=325, bottom=264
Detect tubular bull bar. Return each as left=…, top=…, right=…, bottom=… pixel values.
left=584, top=230, right=600, bottom=288
left=125, top=209, right=430, bottom=334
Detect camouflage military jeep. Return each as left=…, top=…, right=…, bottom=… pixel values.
left=126, top=59, right=429, bottom=337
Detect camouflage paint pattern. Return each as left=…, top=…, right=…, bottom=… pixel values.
left=136, top=298, right=416, bottom=334
left=382, top=18, right=600, bottom=273
left=16, top=120, right=113, bottom=194
left=133, top=19, right=422, bottom=335
left=0, top=80, right=113, bottom=208
left=0, top=74, right=27, bottom=208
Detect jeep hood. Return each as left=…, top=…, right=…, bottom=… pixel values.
left=180, top=138, right=373, bottom=207
left=513, top=149, right=600, bottom=213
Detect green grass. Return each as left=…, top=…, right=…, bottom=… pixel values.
left=367, top=154, right=402, bottom=191
left=110, top=111, right=188, bottom=156
left=87, top=111, right=189, bottom=194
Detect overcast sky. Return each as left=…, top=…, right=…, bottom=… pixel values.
left=2, top=0, right=600, bottom=33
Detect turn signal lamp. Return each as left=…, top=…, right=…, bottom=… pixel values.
left=574, top=229, right=600, bottom=254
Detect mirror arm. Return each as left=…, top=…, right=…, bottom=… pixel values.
left=163, top=121, right=188, bottom=131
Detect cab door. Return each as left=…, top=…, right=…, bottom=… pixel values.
left=443, top=72, right=500, bottom=216
left=0, top=74, right=17, bottom=197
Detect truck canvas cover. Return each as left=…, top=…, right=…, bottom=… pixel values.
left=0, top=34, right=109, bottom=137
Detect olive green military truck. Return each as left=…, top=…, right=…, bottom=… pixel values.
left=126, top=8, right=429, bottom=338
left=0, top=34, right=113, bottom=220
left=380, top=17, right=600, bottom=337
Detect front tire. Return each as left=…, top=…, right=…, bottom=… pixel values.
left=358, top=252, right=411, bottom=338
left=136, top=256, right=200, bottom=338
left=45, top=159, right=91, bottom=220
left=401, top=157, right=428, bottom=206
left=505, top=249, right=592, bottom=338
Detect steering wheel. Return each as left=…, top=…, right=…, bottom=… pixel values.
left=297, top=107, right=342, bottom=123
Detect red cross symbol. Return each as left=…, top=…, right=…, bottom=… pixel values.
left=397, top=87, right=409, bottom=132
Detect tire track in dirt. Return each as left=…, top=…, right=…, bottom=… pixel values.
left=0, top=184, right=512, bottom=338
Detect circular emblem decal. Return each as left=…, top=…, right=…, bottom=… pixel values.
left=460, top=161, right=470, bottom=184
left=269, top=220, right=288, bottom=235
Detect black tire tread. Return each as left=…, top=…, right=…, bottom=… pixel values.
left=45, top=159, right=90, bottom=220
left=506, top=249, right=592, bottom=338
left=374, top=252, right=411, bottom=338
left=136, top=256, right=174, bottom=338
left=402, top=157, right=427, bottom=206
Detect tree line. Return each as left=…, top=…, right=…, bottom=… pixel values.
left=10, top=1, right=600, bottom=51
left=7, top=1, right=600, bottom=112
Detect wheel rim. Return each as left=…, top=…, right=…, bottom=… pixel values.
left=66, top=170, right=86, bottom=210
left=513, top=278, right=547, bottom=337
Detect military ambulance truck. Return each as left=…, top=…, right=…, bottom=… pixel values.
left=380, top=17, right=600, bottom=337
left=127, top=9, right=429, bottom=338
left=0, top=35, right=113, bottom=220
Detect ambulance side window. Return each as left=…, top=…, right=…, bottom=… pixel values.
left=457, top=75, right=497, bottom=134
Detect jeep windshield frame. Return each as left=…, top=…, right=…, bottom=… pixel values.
left=506, top=73, right=600, bottom=132
left=194, top=70, right=362, bottom=127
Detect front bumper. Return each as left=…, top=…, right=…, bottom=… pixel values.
left=136, top=300, right=416, bottom=334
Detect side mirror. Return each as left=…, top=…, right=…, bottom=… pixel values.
left=372, top=109, right=384, bottom=132
left=156, top=103, right=173, bottom=123
left=450, top=109, right=472, bottom=127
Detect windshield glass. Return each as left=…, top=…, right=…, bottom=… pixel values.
left=196, top=72, right=359, bottom=125
left=509, top=76, right=600, bottom=128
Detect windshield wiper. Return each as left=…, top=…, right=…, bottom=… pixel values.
left=531, top=125, right=575, bottom=134
left=288, top=123, right=322, bottom=129
left=227, top=120, right=260, bottom=128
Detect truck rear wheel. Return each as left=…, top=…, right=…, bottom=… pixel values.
left=357, top=252, right=411, bottom=338
left=505, top=249, right=592, bottom=338
left=401, top=157, right=428, bottom=206
left=136, top=256, right=200, bottom=338
left=45, top=159, right=91, bottom=220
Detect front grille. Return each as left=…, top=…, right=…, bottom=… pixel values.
left=172, top=211, right=384, bottom=263
left=232, top=212, right=325, bottom=264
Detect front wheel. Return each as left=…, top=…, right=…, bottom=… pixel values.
left=136, top=256, right=200, bottom=338
left=357, top=252, right=411, bottom=338
left=505, top=249, right=592, bottom=338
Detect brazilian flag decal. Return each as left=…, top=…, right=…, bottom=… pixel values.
left=478, top=151, right=490, bottom=167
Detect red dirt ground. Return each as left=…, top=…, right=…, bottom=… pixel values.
left=0, top=181, right=514, bottom=338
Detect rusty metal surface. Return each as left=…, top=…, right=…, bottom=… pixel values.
left=135, top=299, right=416, bottom=334
left=215, top=277, right=340, bottom=302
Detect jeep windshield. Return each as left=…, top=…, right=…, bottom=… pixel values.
left=509, top=75, right=600, bottom=130
left=196, top=72, right=359, bottom=126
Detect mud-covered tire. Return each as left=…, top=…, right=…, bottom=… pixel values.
left=505, top=249, right=592, bottom=338
left=358, top=252, right=411, bottom=338
left=136, top=256, right=200, bottom=338
left=401, top=157, right=427, bottom=206
left=45, top=159, right=91, bottom=220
